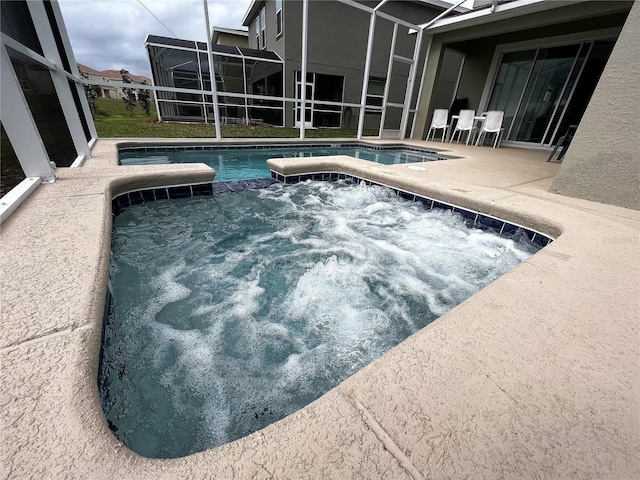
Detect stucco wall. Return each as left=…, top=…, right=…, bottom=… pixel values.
left=550, top=1, right=639, bottom=210
left=279, top=0, right=437, bottom=128
left=411, top=2, right=632, bottom=140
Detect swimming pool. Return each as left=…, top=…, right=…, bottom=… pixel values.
left=119, top=144, right=447, bottom=182
left=102, top=178, right=544, bottom=459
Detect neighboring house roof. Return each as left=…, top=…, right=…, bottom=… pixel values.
left=77, top=63, right=151, bottom=84
left=212, top=26, right=249, bottom=37
left=212, top=26, right=249, bottom=47
left=77, top=63, right=104, bottom=76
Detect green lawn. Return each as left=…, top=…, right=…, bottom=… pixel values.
left=93, top=98, right=376, bottom=139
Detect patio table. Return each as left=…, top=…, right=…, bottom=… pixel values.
left=447, top=114, right=486, bottom=142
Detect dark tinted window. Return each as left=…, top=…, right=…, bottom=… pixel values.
left=1, top=123, right=26, bottom=197
left=0, top=1, right=44, bottom=55
left=8, top=47, right=77, bottom=167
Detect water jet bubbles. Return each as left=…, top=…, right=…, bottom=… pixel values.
left=103, top=180, right=541, bottom=458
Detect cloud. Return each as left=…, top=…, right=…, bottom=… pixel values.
left=59, top=0, right=251, bottom=76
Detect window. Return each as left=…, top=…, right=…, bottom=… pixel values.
left=294, top=71, right=344, bottom=128
left=486, top=41, right=613, bottom=146
left=255, top=16, right=260, bottom=48
left=8, top=46, right=77, bottom=167
left=260, top=7, right=266, bottom=49
left=0, top=123, right=26, bottom=198
left=366, top=77, right=385, bottom=114
left=276, top=0, right=283, bottom=37
left=0, top=1, right=43, bottom=55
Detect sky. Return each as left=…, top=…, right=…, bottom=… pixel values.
left=59, top=0, right=253, bottom=77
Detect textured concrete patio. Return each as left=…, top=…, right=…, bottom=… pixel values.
left=1, top=138, right=638, bottom=479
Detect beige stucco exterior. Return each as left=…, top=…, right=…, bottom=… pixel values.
left=551, top=0, right=640, bottom=210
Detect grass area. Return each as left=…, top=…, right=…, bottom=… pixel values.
left=93, top=98, right=376, bottom=139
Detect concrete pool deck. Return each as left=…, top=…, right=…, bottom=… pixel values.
left=1, top=138, right=638, bottom=479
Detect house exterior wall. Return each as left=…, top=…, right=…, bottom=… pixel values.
left=412, top=2, right=632, bottom=140
left=247, top=0, right=441, bottom=129
left=550, top=0, right=639, bottom=210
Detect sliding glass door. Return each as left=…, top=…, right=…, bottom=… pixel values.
left=486, top=40, right=615, bottom=147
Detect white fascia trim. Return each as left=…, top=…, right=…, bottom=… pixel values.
left=0, top=177, right=42, bottom=225
left=241, top=0, right=260, bottom=27
left=423, top=0, right=585, bottom=32
left=212, top=27, right=249, bottom=37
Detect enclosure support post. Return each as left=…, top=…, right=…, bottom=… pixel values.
left=300, top=0, right=309, bottom=139
left=357, top=12, right=377, bottom=139
left=204, top=0, right=222, bottom=139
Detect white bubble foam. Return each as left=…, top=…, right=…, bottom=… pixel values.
left=104, top=180, right=541, bottom=458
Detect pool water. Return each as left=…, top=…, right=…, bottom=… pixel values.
left=101, top=180, right=540, bottom=459
left=119, top=145, right=443, bottom=182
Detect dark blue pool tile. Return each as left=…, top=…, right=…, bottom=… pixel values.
left=240, top=178, right=272, bottom=189
left=417, top=198, right=434, bottom=209
left=247, top=178, right=277, bottom=189
left=457, top=208, right=477, bottom=221
left=128, top=191, right=144, bottom=205
left=223, top=181, right=243, bottom=192
left=476, top=214, right=503, bottom=232
left=523, top=229, right=540, bottom=243
left=398, top=191, right=415, bottom=202
left=111, top=202, right=121, bottom=217
left=168, top=186, right=192, bottom=199
left=141, top=190, right=156, bottom=202
left=534, top=235, right=552, bottom=247
left=192, top=183, right=214, bottom=196
left=116, top=195, right=130, bottom=209
left=501, top=223, right=518, bottom=236
left=153, top=188, right=169, bottom=200
left=432, top=201, right=453, bottom=212
left=212, top=183, right=232, bottom=194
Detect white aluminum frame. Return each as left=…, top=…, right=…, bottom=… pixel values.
left=203, top=0, right=222, bottom=140
left=299, top=0, right=309, bottom=139
left=1, top=0, right=99, bottom=224
left=27, top=1, right=91, bottom=161
left=1, top=43, right=55, bottom=182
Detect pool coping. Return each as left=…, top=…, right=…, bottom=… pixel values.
left=1, top=138, right=638, bottom=479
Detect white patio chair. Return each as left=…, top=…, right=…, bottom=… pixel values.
left=449, top=109, right=476, bottom=145
left=475, top=110, right=504, bottom=148
left=426, top=109, right=449, bottom=142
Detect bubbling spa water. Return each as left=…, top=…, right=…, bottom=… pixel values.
left=101, top=180, right=540, bottom=458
